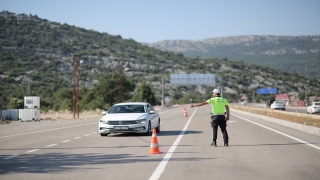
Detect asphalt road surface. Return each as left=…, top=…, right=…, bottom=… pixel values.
left=1, top=106, right=319, bottom=180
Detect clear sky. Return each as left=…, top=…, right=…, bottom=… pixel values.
left=1, top=0, right=319, bottom=43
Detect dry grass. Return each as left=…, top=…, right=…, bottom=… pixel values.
left=231, top=105, right=320, bottom=128
left=40, top=106, right=163, bottom=121
left=40, top=110, right=103, bottom=121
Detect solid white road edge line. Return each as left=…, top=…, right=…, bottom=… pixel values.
left=46, top=144, right=57, bottom=147
left=149, top=108, right=198, bottom=180
left=232, top=113, right=320, bottom=151
left=0, top=122, right=96, bottom=139
left=26, top=149, right=39, bottom=153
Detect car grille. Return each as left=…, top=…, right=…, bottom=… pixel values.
left=108, top=121, right=137, bottom=125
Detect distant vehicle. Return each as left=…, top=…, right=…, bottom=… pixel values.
left=241, top=100, right=248, bottom=105
left=99, top=102, right=160, bottom=136
left=270, top=101, right=285, bottom=111
left=307, top=102, right=320, bottom=114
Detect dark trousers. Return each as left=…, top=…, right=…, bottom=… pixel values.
left=210, top=115, right=229, bottom=142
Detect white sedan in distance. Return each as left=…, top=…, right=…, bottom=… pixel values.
left=99, top=102, right=160, bottom=136
left=307, top=102, right=320, bottom=114
left=270, top=101, right=286, bottom=111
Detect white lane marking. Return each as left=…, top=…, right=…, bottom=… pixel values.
left=62, top=140, right=71, bottom=143
left=91, top=132, right=97, bottom=134
left=3, top=155, right=17, bottom=160
left=26, top=149, right=39, bottom=153
left=228, top=120, right=237, bottom=123
left=0, top=122, right=97, bottom=139
left=84, top=134, right=91, bottom=136
left=74, top=137, right=82, bottom=139
left=159, top=109, right=175, bottom=115
left=46, top=144, right=57, bottom=147
left=232, top=114, right=320, bottom=151
left=149, top=108, right=197, bottom=180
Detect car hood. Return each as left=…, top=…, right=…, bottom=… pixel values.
left=101, top=113, right=147, bottom=121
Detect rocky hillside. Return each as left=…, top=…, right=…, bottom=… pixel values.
left=145, top=35, right=320, bottom=80
left=1, top=11, right=320, bottom=109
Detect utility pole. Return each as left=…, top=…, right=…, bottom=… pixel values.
left=220, top=76, right=223, bottom=97
left=162, top=76, right=164, bottom=109
left=305, top=86, right=309, bottom=105
left=252, top=90, right=255, bottom=103
left=119, top=64, right=124, bottom=102
left=72, top=54, right=79, bottom=119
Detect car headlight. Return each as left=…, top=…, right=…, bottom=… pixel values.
left=99, top=120, right=108, bottom=124
left=134, top=119, right=147, bottom=124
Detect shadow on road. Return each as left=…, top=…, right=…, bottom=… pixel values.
left=104, top=130, right=202, bottom=137
left=0, top=152, right=214, bottom=174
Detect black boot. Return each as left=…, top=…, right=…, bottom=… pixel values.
left=211, top=141, right=217, bottom=147
left=224, top=141, right=228, bottom=146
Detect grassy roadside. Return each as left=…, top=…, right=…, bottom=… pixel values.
left=230, top=105, right=320, bottom=128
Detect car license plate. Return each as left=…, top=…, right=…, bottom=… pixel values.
left=114, top=126, right=129, bottom=130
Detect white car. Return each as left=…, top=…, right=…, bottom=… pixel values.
left=270, top=101, right=285, bottom=111
left=307, top=102, right=320, bottom=114
left=99, top=102, right=160, bottom=136
left=241, top=100, right=248, bottom=105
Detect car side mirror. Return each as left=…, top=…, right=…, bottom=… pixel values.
left=150, top=110, right=155, bottom=114
left=102, top=111, right=106, bottom=115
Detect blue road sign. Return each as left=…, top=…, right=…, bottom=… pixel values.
left=257, top=88, right=277, bottom=94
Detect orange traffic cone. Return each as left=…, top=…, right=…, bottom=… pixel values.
left=147, top=128, right=163, bottom=154
left=184, top=108, right=188, bottom=117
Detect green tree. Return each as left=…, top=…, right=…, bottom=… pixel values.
left=131, top=81, right=157, bottom=105
left=8, top=98, right=24, bottom=109
left=87, top=74, right=135, bottom=108
left=53, top=88, right=73, bottom=111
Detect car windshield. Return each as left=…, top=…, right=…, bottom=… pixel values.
left=108, top=105, right=146, bottom=113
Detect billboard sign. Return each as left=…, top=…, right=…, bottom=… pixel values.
left=257, top=88, right=277, bottom=94
left=170, top=74, right=216, bottom=86
left=275, top=94, right=290, bottom=100
left=296, top=101, right=306, bottom=107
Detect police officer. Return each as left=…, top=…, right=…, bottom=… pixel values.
left=190, top=89, right=230, bottom=147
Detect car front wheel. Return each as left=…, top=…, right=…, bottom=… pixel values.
left=156, top=120, right=160, bottom=133
left=145, top=122, right=151, bottom=136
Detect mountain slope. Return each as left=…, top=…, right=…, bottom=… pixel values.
left=145, top=35, right=320, bottom=80
left=1, top=11, right=319, bottom=110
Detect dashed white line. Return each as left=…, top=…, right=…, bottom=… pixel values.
left=0, top=122, right=96, bottom=139
left=91, top=132, right=97, bottom=134
left=74, top=137, right=82, bottom=139
left=26, top=149, right=39, bottom=153
left=3, top=155, right=17, bottom=160
left=159, top=109, right=175, bottom=115
left=84, top=134, right=91, bottom=136
left=62, top=140, right=71, bottom=143
left=46, top=144, right=57, bottom=147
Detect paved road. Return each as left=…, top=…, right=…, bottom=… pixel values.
left=1, top=106, right=319, bottom=180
